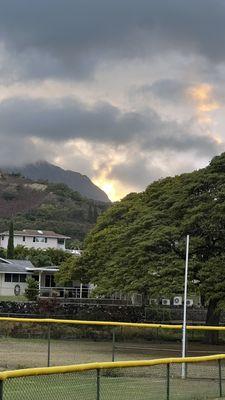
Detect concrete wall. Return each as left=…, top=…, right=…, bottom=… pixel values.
left=0, top=235, right=66, bottom=250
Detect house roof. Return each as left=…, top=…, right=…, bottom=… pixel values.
left=0, top=259, right=34, bottom=273
left=0, top=258, right=58, bottom=274
left=0, top=229, right=70, bottom=239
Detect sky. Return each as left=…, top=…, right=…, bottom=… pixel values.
left=0, top=0, right=225, bottom=201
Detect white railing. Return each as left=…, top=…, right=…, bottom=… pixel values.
left=39, top=287, right=90, bottom=299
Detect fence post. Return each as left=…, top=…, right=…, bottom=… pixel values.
left=0, top=381, right=3, bottom=400
left=96, top=369, right=100, bottom=400
left=47, top=325, right=51, bottom=367
left=112, top=329, right=116, bottom=362
left=166, top=363, right=170, bottom=400
left=218, top=359, right=222, bottom=397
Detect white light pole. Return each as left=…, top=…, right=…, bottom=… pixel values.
left=182, top=234, right=189, bottom=379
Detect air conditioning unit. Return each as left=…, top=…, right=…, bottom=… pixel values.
left=173, top=296, right=182, bottom=306
left=161, top=298, right=170, bottom=306
left=186, top=299, right=194, bottom=307
left=149, top=299, right=158, bottom=306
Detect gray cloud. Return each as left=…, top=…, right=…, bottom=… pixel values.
left=142, top=119, right=219, bottom=156
left=140, top=79, right=188, bottom=102
left=0, top=96, right=220, bottom=157
left=0, top=0, right=225, bottom=81
left=0, top=97, right=145, bottom=143
left=0, top=136, right=54, bottom=167
left=108, top=159, right=162, bottom=189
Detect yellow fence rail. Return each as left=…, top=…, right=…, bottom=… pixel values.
left=1, top=316, right=225, bottom=370
left=0, top=353, right=225, bottom=380
left=0, top=354, right=225, bottom=399
left=0, top=316, right=225, bottom=331
left=1, top=318, right=225, bottom=398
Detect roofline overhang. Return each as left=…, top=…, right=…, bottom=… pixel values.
left=26, top=267, right=59, bottom=272
left=0, top=232, right=70, bottom=239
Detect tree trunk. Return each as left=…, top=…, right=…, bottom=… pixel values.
left=204, top=299, right=221, bottom=344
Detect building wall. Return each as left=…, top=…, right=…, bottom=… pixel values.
left=0, top=235, right=66, bottom=250
left=0, top=272, right=56, bottom=296
left=0, top=272, right=87, bottom=298
left=0, top=273, right=28, bottom=296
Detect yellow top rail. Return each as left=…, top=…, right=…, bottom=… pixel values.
left=0, top=354, right=224, bottom=381
left=0, top=316, right=225, bottom=331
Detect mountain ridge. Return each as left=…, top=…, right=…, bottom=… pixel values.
left=4, top=161, right=110, bottom=203
left=0, top=171, right=109, bottom=241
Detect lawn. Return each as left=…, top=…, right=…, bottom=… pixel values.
left=0, top=295, right=26, bottom=302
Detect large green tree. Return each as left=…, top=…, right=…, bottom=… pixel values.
left=58, top=153, right=225, bottom=335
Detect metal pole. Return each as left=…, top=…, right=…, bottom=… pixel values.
left=96, top=369, right=100, bottom=400
left=0, top=381, right=3, bottom=400
left=47, top=325, right=51, bottom=367
left=112, top=329, right=116, bottom=362
left=182, top=235, right=189, bottom=379
left=166, top=363, right=170, bottom=400
left=218, top=359, right=222, bottom=397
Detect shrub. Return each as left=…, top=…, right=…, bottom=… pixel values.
left=25, top=277, right=39, bottom=301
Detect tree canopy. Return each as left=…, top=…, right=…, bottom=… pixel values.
left=1, top=245, right=73, bottom=268
left=58, top=153, right=225, bottom=329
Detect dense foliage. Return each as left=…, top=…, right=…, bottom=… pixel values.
left=1, top=245, right=73, bottom=267
left=59, top=153, right=225, bottom=332
left=25, top=277, right=39, bottom=301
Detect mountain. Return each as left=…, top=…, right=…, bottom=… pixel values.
left=0, top=171, right=109, bottom=241
left=4, top=161, right=110, bottom=203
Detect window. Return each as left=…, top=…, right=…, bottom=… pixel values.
left=33, top=237, right=35, bottom=242
left=57, top=239, right=65, bottom=245
left=45, top=237, right=48, bottom=243
left=5, top=273, right=11, bottom=282
left=1, top=235, right=4, bottom=241
left=20, top=274, right=27, bottom=283
left=23, top=236, right=25, bottom=242
left=35, top=237, right=45, bottom=243
left=45, top=275, right=55, bottom=287
left=5, top=273, right=27, bottom=283
left=12, top=274, right=19, bottom=282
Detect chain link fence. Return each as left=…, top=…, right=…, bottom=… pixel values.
left=1, top=356, right=225, bottom=399
left=0, top=317, right=225, bottom=370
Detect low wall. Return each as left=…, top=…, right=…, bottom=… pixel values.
left=0, top=300, right=144, bottom=322
left=1, top=300, right=225, bottom=324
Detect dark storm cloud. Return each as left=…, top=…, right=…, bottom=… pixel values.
left=0, top=96, right=220, bottom=156
left=0, top=0, right=225, bottom=81
left=0, top=97, right=145, bottom=142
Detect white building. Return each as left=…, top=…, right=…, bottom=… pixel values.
left=0, top=229, right=70, bottom=251
left=0, top=257, right=34, bottom=296
left=0, top=257, right=90, bottom=298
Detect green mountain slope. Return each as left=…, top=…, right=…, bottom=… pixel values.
left=5, top=161, right=110, bottom=202
left=0, top=171, right=109, bottom=241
